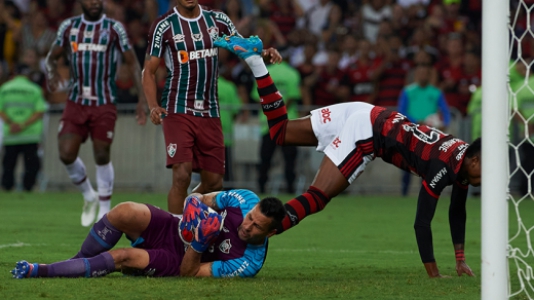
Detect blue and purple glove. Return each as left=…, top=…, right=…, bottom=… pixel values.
left=179, top=195, right=210, bottom=244
left=190, top=212, right=224, bottom=253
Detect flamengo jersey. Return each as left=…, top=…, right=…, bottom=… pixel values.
left=54, top=14, right=131, bottom=106
left=371, top=106, right=469, bottom=198
left=146, top=6, right=238, bottom=117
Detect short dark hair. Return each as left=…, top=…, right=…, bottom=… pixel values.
left=465, top=137, right=481, bottom=158
left=259, top=197, right=286, bottom=232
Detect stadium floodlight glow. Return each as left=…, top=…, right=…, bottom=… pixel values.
left=481, top=0, right=509, bottom=299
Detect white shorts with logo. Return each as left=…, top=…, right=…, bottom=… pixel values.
left=310, top=102, right=376, bottom=183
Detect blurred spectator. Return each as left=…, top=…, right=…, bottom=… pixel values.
left=441, top=0, right=468, bottom=35
left=0, top=64, right=47, bottom=191
left=405, top=26, right=439, bottom=62
left=19, top=48, right=46, bottom=88
left=127, top=18, right=148, bottom=65
left=303, top=0, right=336, bottom=37
left=251, top=58, right=300, bottom=194
left=43, top=0, right=69, bottom=30
left=338, top=34, right=358, bottom=70
left=372, top=36, right=412, bottom=107
left=390, top=4, right=411, bottom=43
left=321, top=3, right=346, bottom=45
left=303, top=49, right=346, bottom=106
left=397, top=62, right=451, bottom=196
left=20, top=10, right=55, bottom=60
left=224, top=0, right=253, bottom=33
left=397, top=0, right=430, bottom=8
left=0, top=0, right=22, bottom=72
left=341, top=38, right=380, bottom=103
left=262, top=0, right=303, bottom=39
left=435, top=33, right=466, bottom=114
left=360, top=0, right=392, bottom=43
left=457, top=50, right=481, bottom=112
left=115, top=64, right=138, bottom=104
left=467, top=86, right=481, bottom=141
left=406, top=49, right=436, bottom=83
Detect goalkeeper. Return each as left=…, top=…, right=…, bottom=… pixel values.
left=214, top=35, right=481, bottom=278
left=11, top=190, right=285, bottom=278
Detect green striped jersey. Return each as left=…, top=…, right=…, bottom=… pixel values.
left=54, top=14, right=131, bottom=106
left=147, top=6, right=239, bottom=117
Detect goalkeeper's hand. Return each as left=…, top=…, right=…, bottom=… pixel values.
left=190, top=212, right=223, bottom=253
left=455, top=261, right=475, bottom=277
left=179, top=195, right=209, bottom=244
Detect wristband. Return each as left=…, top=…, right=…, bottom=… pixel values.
left=455, top=249, right=465, bottom=261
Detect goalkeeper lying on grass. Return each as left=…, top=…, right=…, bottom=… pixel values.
left=11, top=190, right=285, bottom=278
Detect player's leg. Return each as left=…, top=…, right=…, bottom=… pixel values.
left=214, top=35, right=317, bottom=147
left=59, top=101, right=98, bottom=226
left=90, top=103, right=117, bottom=221
left=191, top=117, right=224, bottom=194
left=92, top=138, right=113, bottom=221
left=1, top=144, right=19, bottom=191
left=277, top=110, right=375, bottom=233
left=21, top=143, right=41, bottom=191
left=72, top=201, right=152, bottom=259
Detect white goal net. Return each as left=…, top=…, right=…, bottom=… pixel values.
left=508, top=0, right=534, bottom=298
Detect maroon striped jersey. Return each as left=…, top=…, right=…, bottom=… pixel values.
left=371, top=106, right=469, bottom=198
left=146, top=6, right=239, bottom=117
left=54, top=14, right=132, bottom=106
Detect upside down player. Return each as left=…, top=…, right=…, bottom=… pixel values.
left=215, top=35, right=481, bottom=278
left=11, top=190, right=285, bottom=278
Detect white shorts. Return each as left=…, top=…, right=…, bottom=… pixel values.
left=310, top=102, right=375, bottom=183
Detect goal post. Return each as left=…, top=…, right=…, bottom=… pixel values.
left=481, top=0, right=509, bottom=298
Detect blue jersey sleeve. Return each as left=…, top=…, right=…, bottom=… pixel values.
left=211, top=242, right=267, bottom=278
left=215, top=189, right=260, bottom=217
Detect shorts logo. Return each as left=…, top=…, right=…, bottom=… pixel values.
left=321, top=108, right=331, bottom=123
left=58, top=121, right=64, bottom=133
left=332, top=137, right=341, bottom=149
left=208, top=27, right=219, bottom=40
left=167, top=143, right=177, bottom=158
left=107, top=131, right=113, bottom=140
left=219, top=239, right=232, bottom=254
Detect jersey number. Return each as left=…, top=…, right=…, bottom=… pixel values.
left=402, top=123, right=444, bottom=144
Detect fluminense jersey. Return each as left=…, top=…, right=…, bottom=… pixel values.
left=146, top=6, right=239, bottom=117
left=201, top=189, right=268, bottom=278
left=54, top=14, right=131, bottom=106
left=371, top=106, right=469, bottom=197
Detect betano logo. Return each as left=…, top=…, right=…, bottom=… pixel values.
left=71, top=42, right=107, bottom=52
left=177, top=48, right=218, bottom=64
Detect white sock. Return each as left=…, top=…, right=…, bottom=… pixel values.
left=65, top=157, right=94, bottom=201
left=96, top=162, right=114, bottom=205
left=244, top=55, right=268, bottom=78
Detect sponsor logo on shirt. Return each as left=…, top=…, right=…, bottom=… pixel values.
left=71, top=42, right=107, bottom=52
left=70, top=28, right=79, bottom=36
left=331, top=137, right=341, bottom=149
left=438, top=138, right=461, bottom=152
left=154, top=20, right=170, bottom=48
left=456, top=144, right=468, bottom=161
left=321, top=108, right=331, bottom=123
left=177, top=48, right=218, bottom=64
left=429, top=167, right=447, bottom=189
left=219, top=239, right=232, bottom=254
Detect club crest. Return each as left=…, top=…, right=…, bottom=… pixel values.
left=167, top=143, right=177, bottom=158
left=219, top=239, right=232, bottom=254
left=208, top=27, right=219, bottom=40
left=192, top=33, right=203, bottom=42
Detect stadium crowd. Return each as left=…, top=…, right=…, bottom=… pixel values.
left=0, top=0, right=532, bottom=194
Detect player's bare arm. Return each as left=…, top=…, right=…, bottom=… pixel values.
left=449, top=185, right=475, bottom=277
left=180, top=248, right=213, bottom=277
left=45, top=45, right=66, bottom=92
left=123, top=50, right=147, bottom=125
left=142, top=55, right=167, bottom=125
left=262, top=48, right=283, bottom=64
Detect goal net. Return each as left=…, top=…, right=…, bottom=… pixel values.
left=508, top=0, right=534, bottom=298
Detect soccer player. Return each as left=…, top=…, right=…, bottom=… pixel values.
left=215, top=35, right=481, bottom=278
left=45, top=0, right=147, bottom=227
left=11, top=189, right=286, bottom=278
left=142, top=0, right=282, bottom=215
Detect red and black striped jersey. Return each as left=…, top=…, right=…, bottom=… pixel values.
left=55, top=14, right=131, bottom=106
left=146, top=6, right=238, bottom=118
left=370, top=106, right=469, bottom=198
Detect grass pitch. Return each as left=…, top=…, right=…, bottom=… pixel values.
left=0, top=191, right=487, bottom=299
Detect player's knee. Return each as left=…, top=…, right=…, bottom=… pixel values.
left=108, top=202, right=137, bottom=225
left=59, top=151, right=77, bottom=165
left=171, top=164, right=192, bottom=187
left=94, top=151, right=111, bottom=165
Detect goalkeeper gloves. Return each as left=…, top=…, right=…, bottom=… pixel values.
left=190, top=212, right=224, bottom=253
left=179, top=195, right=210, bottom=244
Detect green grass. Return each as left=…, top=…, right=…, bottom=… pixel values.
left=0, top=191, right=515, bottom=299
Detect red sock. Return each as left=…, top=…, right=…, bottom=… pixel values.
left=256, top=73, right=288, bottom=145
left=277, top=186, right=331, bottom=234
